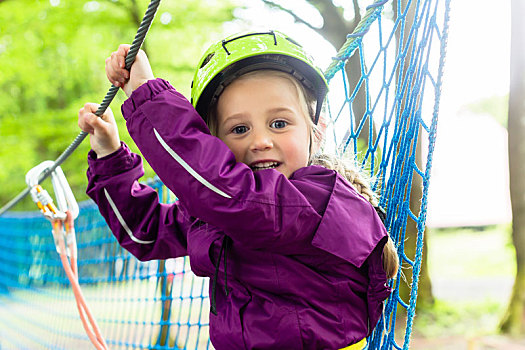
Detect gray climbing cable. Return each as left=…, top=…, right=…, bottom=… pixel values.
left=0, top=0, right=161, bottom=216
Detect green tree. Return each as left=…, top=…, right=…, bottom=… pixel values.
left=0, top=0, right=235, bottom=210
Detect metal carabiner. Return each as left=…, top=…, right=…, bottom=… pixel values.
left=26, top=161, right=79, bottom=256
left=25, top=160, right=79, bottom=220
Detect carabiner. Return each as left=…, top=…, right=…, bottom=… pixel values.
left=26, top=161, right=79, bottom=256
left=25, top=160, right=79, bottom=220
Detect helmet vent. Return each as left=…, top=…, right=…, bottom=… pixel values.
left=200, top=53, right=215, bottom=68
left=285, top=37, right=302, bottom=47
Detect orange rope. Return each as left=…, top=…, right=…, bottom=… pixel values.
left=27, top=165, right=108, bottom=349
left=53, top=213, right=108, bottom=350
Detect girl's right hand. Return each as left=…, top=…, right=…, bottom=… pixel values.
left=78, top=103, right=121, bottom=158
left=106, top=44, right=154, bottom=97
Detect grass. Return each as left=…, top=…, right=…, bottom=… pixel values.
left=428, top=224, right=515, bottom=278
left=414, top=299, right=506, bottom=338
left=412, top=224, right=517, bottom=342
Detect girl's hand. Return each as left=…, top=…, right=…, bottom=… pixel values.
left=78, top=103, right=121, bottom=158
left=106, top=44, right=154, bottom=97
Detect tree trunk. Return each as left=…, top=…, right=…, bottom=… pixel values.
left=500, top=0, right=525, bottom=335
left=320, top=12, right=372, bottom=149
left=398, top=127, right=435, bottom=310
left=394, top=0, right=434, bottom=311
left=344, top=51, right=371, bottom=149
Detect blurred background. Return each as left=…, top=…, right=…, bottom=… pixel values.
left=0, top=0, right=522, bottom=348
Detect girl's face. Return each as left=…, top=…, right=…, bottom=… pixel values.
left=216, top=73, right=310, bottom=178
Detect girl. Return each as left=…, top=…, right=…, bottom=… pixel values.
left=78, top=30, right=398, bottom=350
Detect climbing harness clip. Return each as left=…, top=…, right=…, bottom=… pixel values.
left=26, top=161, right=79, bottom=256
left=26, top=160, right=79, bottom=219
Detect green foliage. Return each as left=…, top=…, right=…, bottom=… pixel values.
left=429, top=224, right=514, bottom=278
left=464, top=94, right=509, bottom=128
left=414, top=298, right=505, bottom=338
left=413, top=224, right=514, bottom=338
left=0, top=0, right=236, bottom=211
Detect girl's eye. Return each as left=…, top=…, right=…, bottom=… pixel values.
left=232, top=125, right=248, bottom=134
left=271, top=120, right=288, bottom=129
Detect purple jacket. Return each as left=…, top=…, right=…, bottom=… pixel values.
left=86, top=79, right=391, bottom=349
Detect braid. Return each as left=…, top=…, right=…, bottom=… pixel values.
left=310, top=153, right=378, bottom=206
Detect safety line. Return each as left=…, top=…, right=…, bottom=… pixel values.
left=0, top=0, right=161, bottom=217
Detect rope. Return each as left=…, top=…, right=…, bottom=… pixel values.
left=402, top=1, right=451, bottom=347
left=0, top=0, right=161, bottom=217
left=324, top=0, right=389, bottom=82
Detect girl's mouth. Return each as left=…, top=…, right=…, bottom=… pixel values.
left=250, top=161, right=280, bottom=172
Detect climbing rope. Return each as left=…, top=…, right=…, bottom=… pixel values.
left=324, top=0, right=389, bottom=81
left=0, top=0, right=161, bottom=217
left=27, top=161, right=108, bottom=350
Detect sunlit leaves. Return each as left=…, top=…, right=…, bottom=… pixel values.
left=0, top=0, right=235, bottom=210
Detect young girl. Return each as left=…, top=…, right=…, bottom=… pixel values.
left=78, top=30, right=398, bottom=349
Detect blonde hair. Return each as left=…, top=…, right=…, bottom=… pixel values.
left=208, top=70, right=398, bottom=279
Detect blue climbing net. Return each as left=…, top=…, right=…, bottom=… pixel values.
left=0, top=0, right=450, bottom=349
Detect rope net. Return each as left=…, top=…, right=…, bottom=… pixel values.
left=0, top=0, right=450, bottom=349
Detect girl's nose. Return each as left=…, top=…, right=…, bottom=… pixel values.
left=249, top=130, right=273, bottom=151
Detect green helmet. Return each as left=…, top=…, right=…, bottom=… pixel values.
left=191, top=30, right=328, bottom=125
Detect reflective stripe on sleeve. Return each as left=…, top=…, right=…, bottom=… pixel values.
left=104, top=188, right=156, bottom=245
left=153, top=128, right=232, bottom=199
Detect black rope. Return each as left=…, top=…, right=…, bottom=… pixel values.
left=0, top=0, right=161, bottom=217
